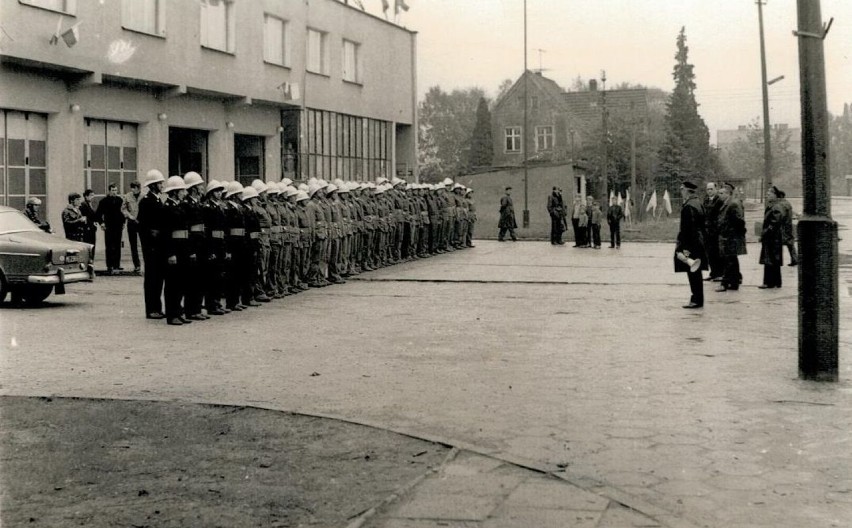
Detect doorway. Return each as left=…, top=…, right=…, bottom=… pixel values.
left=235, top=134, right=265, bottom=188
left=169, top=127, right=208, bottom=178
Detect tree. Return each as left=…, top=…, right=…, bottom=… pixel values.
left=659, top=27, right=713, bottom=190
left=468, top=97, right=493, bottom=169
left=723, top=119, right=797, bottom=197
left=494, top=79, right=514, bottom=107
left=829, top=103, right=852, bottom=195
left=417, top=86, right=487, bottom=182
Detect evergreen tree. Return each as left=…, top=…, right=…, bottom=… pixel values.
left=659, top=27, right=712, bottom=188
left=468, top=97, right=493, bottom=168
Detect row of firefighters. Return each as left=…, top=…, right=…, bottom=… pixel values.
left=136, top=171, right=477, bottom=325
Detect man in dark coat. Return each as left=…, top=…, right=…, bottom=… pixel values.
left=546, top=187, right=566, bottom=245
left=498, top=186, right=518, bottom=241
left=716, top=182, right=747, bottom=292
left=95, top=183, right=126, bottom=274
left=675, top=180, right=708, bottom=308
left=775, top=188, right=798, bottom=266
left=759, top=186, right=786, bottom=288
left=607, top=199, right=624, bottom=248
left=702, top=181, right=724, bottom=280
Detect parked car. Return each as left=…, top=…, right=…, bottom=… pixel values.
left=0, top=206, right=94, bottom=304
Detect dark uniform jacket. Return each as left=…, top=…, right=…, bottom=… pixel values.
left=674, top=195, right=708, bottom=273
left=499, top=195, right=517, bottom=229
left=759, top=199, right=785, bottom=266
left=137, top=191, right=165, bottom=251
left=718, top=197, right=747, bottom=256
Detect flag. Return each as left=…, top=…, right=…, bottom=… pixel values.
left=624, top=189, right=631, bottom=218
left=617, top=192, right=624, bottom=207
left=61, top=23, right=80, bottom=48
left=395, top=0, right=410, bottom=13
left=662, top=189, right=672, bottom=215
left=609, top=189, right=615, bottom=206
left=646, top=190, right=657, bottom=213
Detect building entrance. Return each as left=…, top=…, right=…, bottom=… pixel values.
left=169, top=127, right=208, bottom=179
left=235, top=134, right=265, bottom=188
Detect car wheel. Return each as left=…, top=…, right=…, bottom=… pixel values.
left=0, top=272, right=8, bottom=303
left=19, top=284, right=53, bottom=305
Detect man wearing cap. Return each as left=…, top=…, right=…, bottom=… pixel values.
left=465, top=188, right=476, bottom=248
left=675, top=180, right=708, bottom=308
left=161, top=176, right=193, bottom=325
left=716, top=182, right=747, bottom=292
left=24, top=197, right=52, bottom=233
left=498, top=186, right=518, bottom=242
left=137, top=169, right=167, bottom=319
left=202, top=180, right=228, bottom=315
left=181, top=172, right=208, bottom=320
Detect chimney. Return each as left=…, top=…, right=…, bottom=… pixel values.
left=589, top=79, right=597, bottom=91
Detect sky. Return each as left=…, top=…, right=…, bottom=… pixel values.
left=367, top=0, right=852, bottom=144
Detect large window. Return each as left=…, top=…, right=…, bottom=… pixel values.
left=342, top=39, right=360, bottom=83
left=121, top=0, right=164, bottom=36
left=200, top=0, right=235, bottom=53
left=263, top=14, right=289, bottom=66
left=19, top=0, right=75, bottom=14
left=535, top=125, right=554, bottom=152
left=295, top=109, right=391, bottom=181
left=505, top=127, right=521, bottom=153
left=307, top=29, right=328, bottom=75
left=83, top=119, right=138, bottom=199
left=0, top=110, right=47, bottom=213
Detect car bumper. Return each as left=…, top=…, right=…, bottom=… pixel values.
left=27, top=266, right=94, bottom=285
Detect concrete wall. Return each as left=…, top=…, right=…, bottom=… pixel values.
left=457, top=163, right=587, bottom=239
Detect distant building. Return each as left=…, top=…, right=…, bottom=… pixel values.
left=716, top=123, right=802, bottom=197
left=490, top=71, right=650, bottom=197
left=0, top=0, right=417, bottom=225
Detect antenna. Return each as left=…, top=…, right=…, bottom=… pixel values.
left=535, top=48, right=546, bottom=73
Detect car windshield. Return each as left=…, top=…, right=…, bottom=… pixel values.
left=0, top=210, right=42, bottom=235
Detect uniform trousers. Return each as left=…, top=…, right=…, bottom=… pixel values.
left=687, top=270, right=704, bottom=306
left=204, top=242, right=226, bottom=311
left=164, top=254, right=188, bottom=319
left=104, top=223, right=124, bottom=270
left=141, top=238, right=164, bottom=315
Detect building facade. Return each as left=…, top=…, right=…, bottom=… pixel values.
left=491, top=71, right=649, bottom=198
left=0, top=0, right=417, bottom=225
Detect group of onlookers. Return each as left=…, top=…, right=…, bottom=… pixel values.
left=676, top=179, right=798, bottom=309
left=59, top=185, right=143, bottom=274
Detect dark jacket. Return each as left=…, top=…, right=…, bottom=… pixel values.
left=95, top=195, right=126, bottom=227
left=759, top=199, right=785, bottom=266
left=498, top=195, right=517, bottom=229
left=674, top=195, right=708, bottom=273
left=607, top=204, right=624, bottom=224
left=718, top=197, right=747, bottom=256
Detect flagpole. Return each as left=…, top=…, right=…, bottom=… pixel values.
left=522, top=0, right=530, bottom=228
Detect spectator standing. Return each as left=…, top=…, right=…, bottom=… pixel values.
left=716, top=183, right=747, bottom=292
left=702, top=182, right=724, bottom=281
left=23, top=197, right=52, bottom=233
left=546, top=187, right=566, bottom=245
left=62, top=193, right=87, bottom=241
left=96, top=183, right=126, bottom=274
left=607, top=199, right=624, bottom=248
left=674, top=180, right=708, bottom=308
left=80, top=189, right=98, bottom=256
left=122, top=181, right=143, bottom=273
left=497, top=186, right=518, bottom=242
left=589, top=199, right=602, bottom=249
left=759, top=186, right=786, bottom=289
left=571, top=196, right=585, bottom=247
left=775, top=188, right=799, bottom=266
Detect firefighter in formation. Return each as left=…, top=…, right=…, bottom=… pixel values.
left=137, top=171, right=476, bottom=325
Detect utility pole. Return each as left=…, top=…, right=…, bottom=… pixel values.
left=795, top=0, right=837, bottom=381
left=522, top=0, right=529, bottom=227
left=600, top=70, right=608, bottom=211
left=757, top=0, right=772, bottom=203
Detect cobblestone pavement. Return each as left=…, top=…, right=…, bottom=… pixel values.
left=3, top=204, right=852, bottom=527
